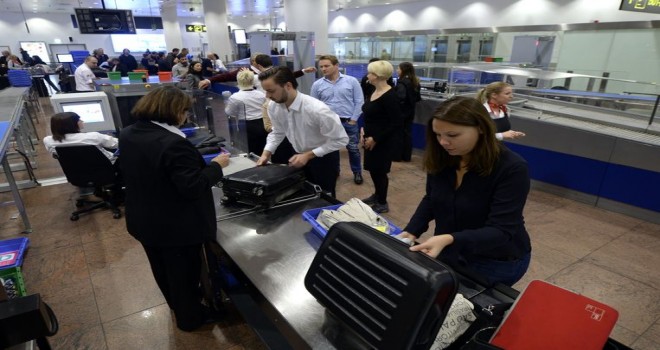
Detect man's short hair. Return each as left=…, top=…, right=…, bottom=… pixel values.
left=318, top=55, right=339, bottom=65
left=258, top=66, right=298, bottom=89
left=254, top=54, right=273, bottom=68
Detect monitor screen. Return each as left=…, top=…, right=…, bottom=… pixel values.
left=57, top=54, right=74, bottom=63
left=111, top=34, right=166, bottom=53
left=234, top=29, right=247, bottom=44
left=61, top=101, right=105, bottom=123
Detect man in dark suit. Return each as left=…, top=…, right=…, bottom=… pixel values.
left=119, top=86, right=230, bottom=331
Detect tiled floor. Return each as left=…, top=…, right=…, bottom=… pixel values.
left=0, top=97, right=658, bottom=349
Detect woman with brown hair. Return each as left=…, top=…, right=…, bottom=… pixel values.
left=119, top=86, right=229, bottom=331
left=397, top=96, right=531, bottom=286
left=394, top=61, right=421, bottom=162
left=43, top=112, right=117, bottom=160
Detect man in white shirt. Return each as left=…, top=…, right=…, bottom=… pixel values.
left=74, top=56, right=98, bottom=92
left=257, top=66, right=348, bottom=197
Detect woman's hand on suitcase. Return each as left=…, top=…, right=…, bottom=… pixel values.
left=212, top=153, right=230, bottom=168
left=410, top=234, right=454, bottom=258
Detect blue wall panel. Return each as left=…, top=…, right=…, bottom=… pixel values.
left=412, top=122, right=426, bottom=149
left=600, top=164, right=660, bottom=212
left=504, top=143, right=608, bottom=196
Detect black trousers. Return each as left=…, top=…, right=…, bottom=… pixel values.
left=246, top=118, right=268, bottom=156
left=305, top=150, right=340, bottom=198
left=271, top=137, right=296, bottom=165
left=369, top=169, right=389, bottom=204
left=142, top=243, right=204, bottom=331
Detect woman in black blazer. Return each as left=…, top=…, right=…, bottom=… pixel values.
left=119, top=86, right=229, bottom=331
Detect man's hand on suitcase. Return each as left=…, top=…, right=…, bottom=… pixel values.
left=288, top=152, right=315, bottom=168
left=211, top=153, right=230, bottom=168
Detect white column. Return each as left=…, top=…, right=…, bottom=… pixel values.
left=161, top=4, right=183, bottom=50
left=284, top=0, right=328, bottom=55
left=202, top=0, right=233, bottom=63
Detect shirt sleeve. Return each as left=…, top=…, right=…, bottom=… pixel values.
left=224, top=96, right=239, bottom=117
left=351, top=79, right=364, bottom=121
left=98, top=133, right=119, bottom=149
left=310, top=81, right=320, bottom=100
left=263, top=102, right=285, bottom=154
left=164, top=139, right=224, bottom=200
left=311, top=103, right=349, bottom=157
left=403, top=174, right=436, bottom=236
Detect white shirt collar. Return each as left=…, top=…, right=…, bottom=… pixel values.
left=150, top=121, right=186, bottom=138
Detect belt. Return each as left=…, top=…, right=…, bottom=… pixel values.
left=339, top=117, right=351, bottom=122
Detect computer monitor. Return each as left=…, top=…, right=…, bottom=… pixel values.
left=56, top=54, right=74, bottom=63
left=50, top=92, right=117, bottom=133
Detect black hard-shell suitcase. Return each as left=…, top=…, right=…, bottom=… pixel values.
left=220, top=164, right=305, bottom=207
left=305, top=222, right=458, bottom=350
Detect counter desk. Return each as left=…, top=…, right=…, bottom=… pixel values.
left=0, top=87, right=33, bottom=233
left=211, top=183, right=633, bottom=350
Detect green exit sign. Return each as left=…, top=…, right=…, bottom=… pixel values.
left=185, top=24, right=207, bottom=32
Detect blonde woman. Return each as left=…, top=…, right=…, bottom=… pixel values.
left=224, top=69, right=268, bottom=155
left=476, top=82, right=525, bottom=140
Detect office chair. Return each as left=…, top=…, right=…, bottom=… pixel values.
left=54, top=145, right=122, bottom=221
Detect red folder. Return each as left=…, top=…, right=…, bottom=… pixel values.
left=490, top=280, right=619, bottom=350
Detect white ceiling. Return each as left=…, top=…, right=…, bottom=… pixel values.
left=1, top=0, right=421, bottom=19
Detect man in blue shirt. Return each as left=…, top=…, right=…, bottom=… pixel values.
left=311, top=55, right=365, bottom=184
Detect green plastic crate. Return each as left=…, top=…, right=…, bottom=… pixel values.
left=127, top=72, right=146, bottom=81
left=107, top=72, right=122, bottom=80
left=0, top=266, right=27, bottom=299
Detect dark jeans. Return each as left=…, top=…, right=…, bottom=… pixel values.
left=142, top=243, right=205, bottom=331
left=304, top=150, right=340, bottom=197
left=342, top=121, right=361, bottom=173
left=467, top=252, right=531, bottom=287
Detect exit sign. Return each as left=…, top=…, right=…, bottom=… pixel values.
left=185, top=24, right=207, bottom=32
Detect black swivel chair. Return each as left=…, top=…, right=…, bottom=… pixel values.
left=54, top=145, right=122, bottom=221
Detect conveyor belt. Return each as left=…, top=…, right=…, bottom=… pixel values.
left=513, top=106, right=660, bottom=146
left=512, top=110, right=660, bottom=146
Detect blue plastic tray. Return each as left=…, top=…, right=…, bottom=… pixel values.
left=302, top=204, right=402, bottom=238
left=0, top=237, right=29, bottom=270
left=202, top=150, right=229, bottom=164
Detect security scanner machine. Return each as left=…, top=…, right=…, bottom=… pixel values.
left=247, top=31, right=316, bottom=94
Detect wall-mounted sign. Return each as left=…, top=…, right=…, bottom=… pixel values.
left=620, top=0, right=660, bottom=14
left=185, top=24, right=207, bottom=32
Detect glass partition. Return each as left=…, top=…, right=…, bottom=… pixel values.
left=185, top=89, right=249, bottom=156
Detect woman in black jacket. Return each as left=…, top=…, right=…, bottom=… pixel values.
left=119, top=86, right=229, bottom=331
left=398, top=96, right=531, bottom=286
left=394, top=61, right=421, bottom=162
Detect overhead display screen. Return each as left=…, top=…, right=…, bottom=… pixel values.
left=619, top=0, right=660, bottom=14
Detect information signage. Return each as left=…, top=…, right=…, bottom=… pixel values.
left=620, top=0, right=660, bottom=14
left=185, top=24, right=207, bottom=32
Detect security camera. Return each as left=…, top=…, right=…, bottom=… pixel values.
left=189, top=7, right=194, bottom=12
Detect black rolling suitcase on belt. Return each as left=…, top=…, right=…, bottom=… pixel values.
left=220, top=164, right=305, bottom=208
left=305, top=222, right=458, bottom=350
